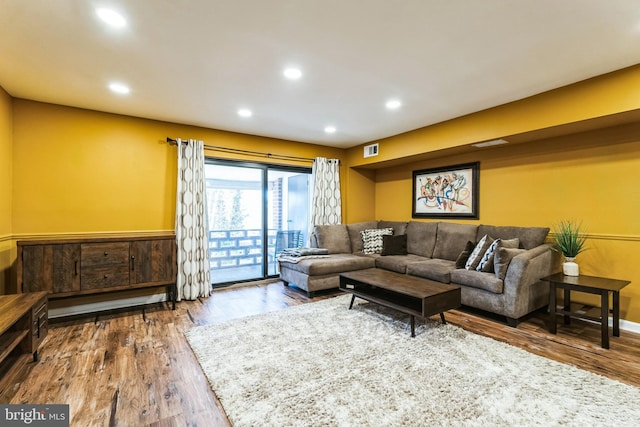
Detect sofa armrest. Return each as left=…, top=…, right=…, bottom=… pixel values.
left=502, top=243, right=562, bottom=318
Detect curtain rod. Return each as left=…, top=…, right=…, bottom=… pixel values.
left=166, top=137, right=314, bottom=163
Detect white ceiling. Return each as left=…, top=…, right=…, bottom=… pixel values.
left=1, top=1, right=639, bottom=149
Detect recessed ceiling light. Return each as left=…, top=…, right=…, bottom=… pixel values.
left=324, top=126, right=336, bottom=134
left=96, top=8, right=126, bottom=28
left=283, top=68, right=303, bottom=80
left=385, top=99, right=402, bottom=110
left=109, top=82, right=130, bottom=94
left=238, top=109, right=252, bottom=118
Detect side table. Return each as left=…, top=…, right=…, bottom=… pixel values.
left=542, top=273, right=630, bottom=349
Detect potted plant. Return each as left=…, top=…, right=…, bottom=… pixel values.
left=552, top=220, right=588, bottom=276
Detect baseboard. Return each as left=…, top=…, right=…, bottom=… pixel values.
left=48, top=292, right=168, bottom=319
left=617, top=318, right=640, bottom=334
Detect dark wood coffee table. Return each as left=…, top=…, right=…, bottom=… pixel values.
left=339, top=268, right=461, bottom=337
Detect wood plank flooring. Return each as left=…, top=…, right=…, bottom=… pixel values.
left=1, top=280, right=639, bottom=426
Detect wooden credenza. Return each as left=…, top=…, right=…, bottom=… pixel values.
left=16, top=235, right=177, bottom=309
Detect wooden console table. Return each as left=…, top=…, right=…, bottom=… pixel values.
left=17, top=235, right=177, bottom=311
left=543, top=273, right=630, bottom=349
left=0, top=292, right=48, bottom=368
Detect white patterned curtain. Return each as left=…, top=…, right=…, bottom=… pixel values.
left=175, top=139, right=211, bottom=300
left=310, top=157, right=342, bottom=226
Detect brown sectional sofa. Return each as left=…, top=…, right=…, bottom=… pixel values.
left=278, top=220, right=561, bottom=326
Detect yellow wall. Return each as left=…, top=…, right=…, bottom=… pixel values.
left=12, top=100, right=343, bottom=236
left=343, top=167, right=376, bottom=223
left=0, top=87, right=13, bottom=294
left=5, top=99, right=342, bottom=296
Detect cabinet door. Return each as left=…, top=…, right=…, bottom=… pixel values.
left=130, top=239, right=176, bottom=284
left=22, top=244, right=81, bottom=294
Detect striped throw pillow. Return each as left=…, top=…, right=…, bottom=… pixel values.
left=464, top=235, right=494, bottom=270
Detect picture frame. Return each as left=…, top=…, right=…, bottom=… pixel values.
left=412, top=162, right=479, bottom=219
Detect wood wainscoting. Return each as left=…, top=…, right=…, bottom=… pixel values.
left=0, top=280, right=639, bottom=426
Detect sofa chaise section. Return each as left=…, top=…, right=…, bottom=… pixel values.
left=280, top=253, right=375, bottom=297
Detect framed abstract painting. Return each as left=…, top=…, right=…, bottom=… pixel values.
left=412, top=162, right=479, bottom=219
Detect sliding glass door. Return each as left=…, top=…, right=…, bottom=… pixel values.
left=266, top=169, right=310, bottom=275
left=205, top=160, right=311, bottom=286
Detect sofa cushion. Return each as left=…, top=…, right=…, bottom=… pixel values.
left=279, top=253, right=375, bottom=275
left=381, top=234, right=407, bottom=256
left=465, top=235, right=494, bottom=270
left=375, top=254, right=428, bottom=274
left=379, top=221, right=408, bottom=236
left=406, top=221, right=438, bottom=258
left=451, top=269, right=504, bottom=294
left=494, top=247, right=527, bottom=280
left=361, top=228, right=394, bottom=254
left=407, top=258, right=457, bottom=283
left=312, top=224, right=351, bottom=253
left=432, top=222, right=479, bottom=261
left=477, top=225, right=549, bottom=250
left=455, top=241, right=476, bottom=269
left=346, top=221, right=378, bottom=253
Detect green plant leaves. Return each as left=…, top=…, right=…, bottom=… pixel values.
left=552, top=220, right=588, bottom=258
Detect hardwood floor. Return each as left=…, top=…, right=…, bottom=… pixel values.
left=1, top=280, right=639, bottom=426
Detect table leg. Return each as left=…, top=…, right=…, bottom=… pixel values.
left=410, top=315, right=415, bottom=338
left=613, top=291, right=620, bottom=337
left=440, top=312, right=446, bottom=325
left=348, top=294, right=355, bottom=310
left=549, top=282, right=557, bottom=334
left=601, top=291, right=609, bottom=349
left=563, top=288, right=571, bottom=325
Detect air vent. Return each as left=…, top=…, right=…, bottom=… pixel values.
left=364, top=143, right=379, bottom=158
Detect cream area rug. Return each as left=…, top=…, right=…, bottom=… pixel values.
left=185, top=295, right=640, bottom=426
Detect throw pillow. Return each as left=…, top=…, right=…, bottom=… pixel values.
left=494, top=247, right=527, bottom=280
left=455, top=241, right=476, bottom=269
left=361, top=228, right=394, bottom=254
left=465, top=235, right=494, bottom=270
left=381, top=234, right=408, bottom=256
left=501, top=237, right=520, bottom=249
left=476, top=239, right=502, bottom=272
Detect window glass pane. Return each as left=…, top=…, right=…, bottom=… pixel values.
left=205, top=164, right=263, bottom=284
left=267, top=170, right=310, bottom=275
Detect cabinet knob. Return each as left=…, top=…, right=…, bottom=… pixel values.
left=104, top=274, right=108, bottom=279
left=104, top=252, right=108, bottom=256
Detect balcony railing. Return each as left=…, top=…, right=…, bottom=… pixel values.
left=208, top=229, right=304, bottom=285
left=209, top=229, right=278, bottom=270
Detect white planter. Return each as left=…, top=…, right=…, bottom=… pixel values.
left=563, top=257, right=579, bottom=276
